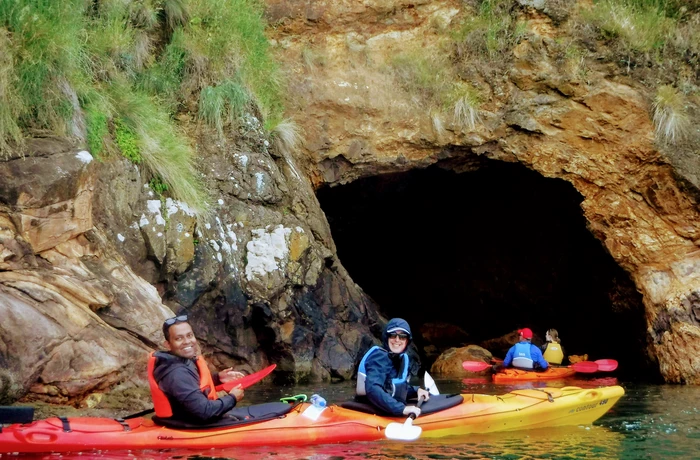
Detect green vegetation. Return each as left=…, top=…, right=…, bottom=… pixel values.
left=0, top=0, right=285, bottom=214
left=581, top=0, right=679, bottom=53
left=185, top=0, right=283, bottom=130
left=114, top=119, right=141, bottom=164
left=199, top=80, right=250, bottom=137
left=0, top=0, right=87, bottom=149
left=149, top=176, right=169, bottom=196
left=137, top=29, right=188, bottom=113
left=0, top=29, right=23, bottom=153
left=85, top=107, right=109, bottom=158
left=454, top=0, right=524, bottom=59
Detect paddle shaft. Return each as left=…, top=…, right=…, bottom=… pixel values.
left=408, top=394, right=426, bottom=420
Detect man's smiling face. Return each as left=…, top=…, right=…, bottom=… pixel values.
left=165, top=322, right=198, bottom=359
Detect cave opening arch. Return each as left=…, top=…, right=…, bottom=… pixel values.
left=316, top=159, right=656, bottom=379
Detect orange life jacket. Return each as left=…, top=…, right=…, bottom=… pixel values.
left=147, top=352, right=218, bottom=418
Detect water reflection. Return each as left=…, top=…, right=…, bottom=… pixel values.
left=14, top=426, right=625, bottom=460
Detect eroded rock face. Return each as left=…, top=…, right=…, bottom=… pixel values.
left=1, top=113, right=384, bottom=403
left=268, top=0, right=700, bottom=382
left=0, top=139, right=172, bottom=403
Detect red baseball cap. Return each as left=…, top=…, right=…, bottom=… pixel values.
left=518, top=328, right=533, bottom=339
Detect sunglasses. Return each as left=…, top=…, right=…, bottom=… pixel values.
left=388, top=332, right=409, bottom=340
left=164, top=314, right=188, bottom=326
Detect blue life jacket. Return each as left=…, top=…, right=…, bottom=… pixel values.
left=356, top=346, right=410, bottom=401
left=512, top=342, right=534, bottom=369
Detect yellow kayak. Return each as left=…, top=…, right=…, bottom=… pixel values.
left=419, top=385, right=624, bottom=437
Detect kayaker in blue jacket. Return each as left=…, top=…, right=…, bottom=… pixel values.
left=502, top=328, right=549, bottom=370
left=356, top=318, right=430, bottom=417
left=150, top=315, right=245, bottom=424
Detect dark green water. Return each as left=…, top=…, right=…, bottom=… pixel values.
left=7, top=378, right=700, bottom=459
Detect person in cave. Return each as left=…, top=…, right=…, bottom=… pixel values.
left=355, top=318, right=430, bottom=417
left=540, top=328, right=566, bottom=366
left=147, top=314, right=246, bottom=426
left=500, top=328, right=549, bottom=371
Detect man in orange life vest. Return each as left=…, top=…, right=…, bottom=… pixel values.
left=149, top=315, right=245, bottom=424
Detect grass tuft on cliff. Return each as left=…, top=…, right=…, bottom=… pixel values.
left=0, top=29, right=23, bottom=155
left=455, top=0, right=524, bottom=59
left=0, top=0, right=283, bottom=214
left=110, top=84, right=208, bottom=213
left=581, top=0, right=678, bottom=53
left=272, top=119, right=303, bottom=159
left=0, top=0, right=88, bottom=153
left=199, top=80, right=250, bottom=138
left=389, top=48, right=483, bottom=133
left=184, top=0, right=283, bottom=131
left=652, top=85, right=691, bottom=144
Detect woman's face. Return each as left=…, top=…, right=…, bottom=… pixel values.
left=388, top=332, right=409, bottom=353
left=546, top=331, right=552, bottom=342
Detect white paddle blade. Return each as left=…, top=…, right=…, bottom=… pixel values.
left=385, top=418, right=422, bottom=441
left=424, top=371, right=440, bottom=395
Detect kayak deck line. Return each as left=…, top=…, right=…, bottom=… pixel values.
left=159, top=419, right=387, bottom=441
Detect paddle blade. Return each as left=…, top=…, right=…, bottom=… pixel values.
left=0, top=406, right=34, bottom=424
left=424, top=371, right=440, bottom=395
left=595, top=359, right=618, bottom=372
left=217, top=364, right=276, bottom=392
left=385, top=418, right=422, bottom=441
left=571, top=361, right=599, bottom=373
left=462, top=361, right=491, bottom=372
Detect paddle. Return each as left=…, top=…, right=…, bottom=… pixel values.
left=216, top=364, right=276, bottom=392
left=466, top=359, right=598, bottom=374
left=424, top=371, right=440, bottom=396
left=384, top=371, right=439, bottom=441
left=462, top=361, right=492, bottom=372
left=594, top=359, right=618, bottom=372
left=124, top=364, right=276, bottom=420
left=570, top=361, right=598, bottom=373
left=385, top=395, right=425, bottom=441
left=0, top=406, right=35, bottom=424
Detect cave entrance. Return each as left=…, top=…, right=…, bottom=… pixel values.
left=317, top=159, right=656, bottom=379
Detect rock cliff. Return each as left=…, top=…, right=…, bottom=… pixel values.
left=2, top=0, right=700, bottom=408
left=267, top=0, right=700, bottom=383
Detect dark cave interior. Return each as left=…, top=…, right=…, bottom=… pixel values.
left=317, top=159, right=658, bottom=379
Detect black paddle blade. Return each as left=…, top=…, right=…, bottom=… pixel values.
left=0, top=406, right=34, bottom=424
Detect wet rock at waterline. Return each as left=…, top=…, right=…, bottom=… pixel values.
left=431, top=345, right=493, bottom=378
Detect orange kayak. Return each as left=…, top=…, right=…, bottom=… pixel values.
left=0, top=385, right=625, bottom=453
left=493, top=366, right=576, bottom=383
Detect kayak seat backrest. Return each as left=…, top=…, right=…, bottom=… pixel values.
left=152, top=401, right=293, bottom=430
left=340, top=394, right=464, bottom=416
left=0, top=406, right=34, bottom=425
